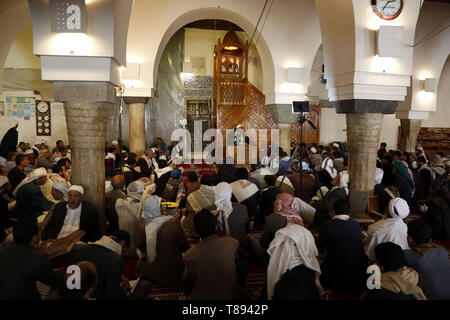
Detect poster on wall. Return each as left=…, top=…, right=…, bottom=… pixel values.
left=5, top=96, right=36, bottom=120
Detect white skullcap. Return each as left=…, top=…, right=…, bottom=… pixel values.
left=34, top=139, right=45, bottom=146
left=111, top=140, right=119, bottom=146
left=52, top=181, right=69, bottom=200
left=150, top=148, right=157, bottom=153
left=388, top=197, right=409, bottom=219
left=159, top=155, right=167, bottom=161
left=29, top=168, right=47, bottom=182
left=332, top=143, right=339, bottom=148
left=11, top=119, right=19, bottom=126
left=236, top=124, right=242, bottom=129
left=69, top=185, right=84, bottom=195
left=310, top=147, right=317, bottom=154
left=52, top=180, right=69, bottom=192
left=127, top=180, right=145, bottom=200
left=24, top=149, right=34, bottom=155
left=54, top=157, right=62, bottom=163
left=142, top=195, right=161, bottom=221
left=0, top=176, right=9, bottom=188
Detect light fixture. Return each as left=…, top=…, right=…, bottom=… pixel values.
left=420, top=78, right=438, bottom=92
left=224, top=46, right=238, bottom=51
left=377, top=25, right=404, bottom=57
left=286, top=67, right=305, bottom=84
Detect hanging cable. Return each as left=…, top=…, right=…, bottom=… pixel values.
left=248, top=0, right=274, bottom=68
left=410, top=24, right=449, bottom=48
left=243, top=0, right=270, bottom=79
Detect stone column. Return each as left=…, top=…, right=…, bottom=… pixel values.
left=269, top=104, right=298, bottom=156
left=278, top=124, right=292, bottom=155
left=346, top=113, right=383, bottom=193
left=336, top=99, right=398, bottom=217
left=400, top=119, right=421, bottom=153
left=53, top=82, right=116, bottom=234
left=124, top=97, right=148, bottom=156
left=105, top=100, right=120, bottom=143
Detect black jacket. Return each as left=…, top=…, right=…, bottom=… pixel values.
left=260, top=186, right=279, bottom=221
left=76, top=244, right=125, bottom=300
left=318, top=218, right=368, bottom=292
left=42, top=201, right=102, bottom=242
left=393, top=175, right=412, bottom=205
left=0, top=243, right=55, bottom=300
left=422, top=196, right=450, bottom=241
left=0, top=128, right=18, bottom=158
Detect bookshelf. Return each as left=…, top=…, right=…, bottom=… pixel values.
left=417, top=127, right=450, bottom=158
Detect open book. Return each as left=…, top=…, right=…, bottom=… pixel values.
left=44, top=230, right=86, bottom=260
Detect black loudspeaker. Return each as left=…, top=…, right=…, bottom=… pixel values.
left=292, top=101, right=310, bottom=114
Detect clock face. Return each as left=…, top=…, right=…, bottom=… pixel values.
left=373, top=0, right=403, bottom=20
left=37, top=101, right=49, bottom=113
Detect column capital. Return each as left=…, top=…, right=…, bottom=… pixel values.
left=53, top=81, right=116, bottom=104
left=395, top=110, right=429, bottom=120
left=335, top=99, right=398, bottom=114
left=123, top=96, right=149, bottom=105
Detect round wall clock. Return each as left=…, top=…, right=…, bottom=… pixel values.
left=371, top=0, right=403, bottom=20
left=37, top=101, right=49, bottom=113
left=35, top=100, right=51, bottom=136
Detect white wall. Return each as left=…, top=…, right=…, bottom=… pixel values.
left=319, top=108, right=399, bottom=149
left=319, top=108, right=346, bottom=144
left=4, top=26, right=40, bottom=69
left=315, top=0, right=421, bottom=102
left=125, top=0, right=322, bottom=103
left=307, top=45, right=328, bottom=100
left=0, top=96, right=68, bottom=149
left=422, top=55, right=450, bottom=128
left=398, top=2, right=450, bottom=113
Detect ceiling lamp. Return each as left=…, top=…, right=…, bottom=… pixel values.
left=224, top=45, right=239, bottom=51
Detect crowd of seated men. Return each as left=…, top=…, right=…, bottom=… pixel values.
left=0, top=133, right=449, bottom=300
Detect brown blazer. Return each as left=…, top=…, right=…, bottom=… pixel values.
left=183, top=235, right=240, bottom=300
left=143, top=219, right=190, bottom=285
left=287, top=172, right=318, bottom=203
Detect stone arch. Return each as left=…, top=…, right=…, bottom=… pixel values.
left=398, top=0, right=450, bottom=113
left=0, top=0, right=32, bottom=90
left=152, top=7, right=276, bottom=96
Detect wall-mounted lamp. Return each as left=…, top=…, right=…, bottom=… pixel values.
left=286, top=67, right=305, bottom=84
left=122, top=62, right=140, bottom=80
left=377, top=25, right=404, bottom=57
left=420, top=78, right=438, bottom=92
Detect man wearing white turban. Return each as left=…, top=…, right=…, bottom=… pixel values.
left=42, top=185, right=102, bottom=243
left=207, top=182, right=249, bottom=245
left=364, top=197, right=411, bottom=262
left=40, top=180, right=70, bottom=233
left=12, top=168, right=54, bottom=220
left=138, top=196, right=190, bottom=285
left=115, top=180, right=146, bottom=258
left=267, top=224, right=322, bottom=300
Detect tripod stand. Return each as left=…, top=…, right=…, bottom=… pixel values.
left=277, top=113, right=331, bottom=217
